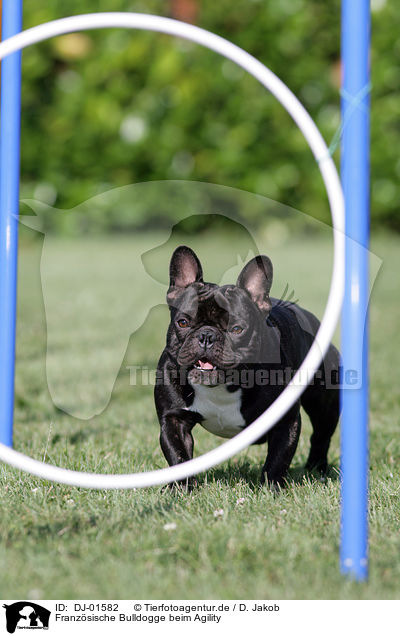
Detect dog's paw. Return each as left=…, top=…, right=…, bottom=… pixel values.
left=260, top=472, right=286, bottom=493
left=305, top=459, right=328, bottom=476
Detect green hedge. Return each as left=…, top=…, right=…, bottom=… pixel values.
left=18, top=0, right=399, bottom=232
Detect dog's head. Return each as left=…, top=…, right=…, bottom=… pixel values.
left=166, top=246, right=273, bottom=385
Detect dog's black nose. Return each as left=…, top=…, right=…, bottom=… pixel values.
left=197, top=329, right=216, bottom=350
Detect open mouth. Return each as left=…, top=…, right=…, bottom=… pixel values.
left=194, top=358, right=217, bottom=371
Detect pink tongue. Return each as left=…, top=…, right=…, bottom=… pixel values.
left=199, top=360, right=214, bottom=370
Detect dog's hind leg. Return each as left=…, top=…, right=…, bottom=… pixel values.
left=261, top=405, right=302, bottom=487
left=302, top=387, right=340, bottom=474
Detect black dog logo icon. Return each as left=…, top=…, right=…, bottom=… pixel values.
left=2, top=602, right=50, bottom=633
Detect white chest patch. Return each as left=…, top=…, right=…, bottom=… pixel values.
left=189, top=383, right=245, bottom=439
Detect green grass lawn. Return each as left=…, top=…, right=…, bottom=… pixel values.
left=0, top=230, right=399, bottom=599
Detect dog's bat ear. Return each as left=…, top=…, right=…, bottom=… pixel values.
left=167, top=246, right=203, bottom=304
left=236, top=255, right=273, bottom=314
left=169, top=245, right=203, bottom=288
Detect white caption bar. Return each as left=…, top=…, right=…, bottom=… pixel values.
left=1, top=599, right=399, bottom=635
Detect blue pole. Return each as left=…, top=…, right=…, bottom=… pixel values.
left=340, top=0, right=370, bottom=580
left=0, top=0, right=23, bottom=447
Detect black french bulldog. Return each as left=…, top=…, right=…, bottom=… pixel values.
left=155, top=245, right=340, bottom=488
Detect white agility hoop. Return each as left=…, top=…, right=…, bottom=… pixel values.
left=0, top=12, right=345, bottom=489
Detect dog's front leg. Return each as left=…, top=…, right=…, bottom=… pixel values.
left=160, top=411, right=197, bottom=490
left=160, top=413, right=195, bottom=465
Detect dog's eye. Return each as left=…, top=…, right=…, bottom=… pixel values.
left=231, top=325, right=243, bottom=334
left=177, top=318, right=189, bottom=328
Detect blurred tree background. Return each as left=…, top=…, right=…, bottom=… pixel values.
left=17, top=0, right=399, bottom=233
